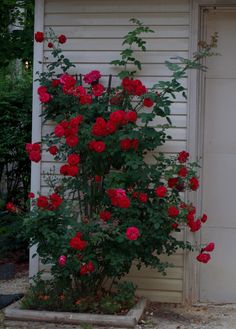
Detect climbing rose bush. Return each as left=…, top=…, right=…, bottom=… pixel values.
left=25, top=21, right=216, bottom=301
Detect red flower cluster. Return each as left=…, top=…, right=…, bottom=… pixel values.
left=168, top=206, right=179, bottom=218
left=60, top=153, right=80, bottom=177
left=37, top=193, right=63, bottom=210
left=122, top=77, right=147, bottom=96
left=37, top=86, right=52, bottom=103
left=88, top=140, right=106, bottom=153
left=92, top=117, right=116, bottom=136
left=25, top=143, right=41, bottom=163
left=197, top=243, right=215, bottom=263
left=168, top=177, right=185, bottom=191
left=107, top=188, right=131, bottom=208
left=92, top=83, right=105, bottom=97
left=54, top=115, right=83, bottom=149
left=109, top=110, right=137, bottom=126
left=120, top=138, right=139, bottom=151
left=99, top=210, right=112, bottom=221
left=80, top=261, right=95, bottom=275
left=189, top=177, right=199, bottom=191
left=132, top=191, right=148, bottom=203
left=143, top=98, right=154, bottom=107
left=83, top=70, right=101, bottom=84
left=69, top=232, right=87, bottom=251
left=126, top=226, right=140, bottom=240
left=185, top=206, right=207, bottom=232
left=177, top=151, right=189, bottom=163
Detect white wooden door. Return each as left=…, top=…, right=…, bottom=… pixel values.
left=200, top=9, right=236, bottom=302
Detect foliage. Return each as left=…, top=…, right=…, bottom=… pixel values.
left=0, top=0, right=34, bottom=67
left=0, top=68, right=32, bottom=205
left=23, top=19, right=217, bottom=312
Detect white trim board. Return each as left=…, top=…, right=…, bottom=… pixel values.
left=29, top=0, right=45, bottom=279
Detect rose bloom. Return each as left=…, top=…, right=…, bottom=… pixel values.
left=188, top=219, right=201, bottom=232
left=92, top=83, right=105, bottom=96
left=50, top=193, right=63, bottom=209
left=178, top=167, right=188, bottom=177
left=201, top=214, right=208, bottom=223
left=99, top=210, right=111, bottom=221
left=125, top=111, right=137, bottom=123
left=70, top=115, right=84, bottom=127
left=117, top=196, right=130, bottom=208
left=106, top=121, right=116, bottom=134
left=120, top=138, right=131, bottom=151
left=39, top=93, right=51, bottom=103
left=54, top=124, right=65, bottom=137
left=155, top=186, right=167, bottom=198
left=58, top=34, right=67, bottom=44
left=131, top=139, right=139, bottom=150
left=69, top=235, right=87, bottom=251
left=139, top=192, right=148, bottom=203
left=196, top=253, right=211, bottom=264
left=93, top=141, right=106, bottom=153
left=126, top=227, right=140, bottom=241
left=177, top=150, right=189, bottom=163
left=48, top=146, right=58, bottom=155
left=80, top=264, right=89, bottom=276
left=80, top=94, right=92, bottom=105
left=48, top=42, right=53, bottom=48
left=67, top=165, right=79, bottom=177
left=60, top=164, right=69, bottom=176
left=35, top=31, right=44, bottom=42
left=189, top=177, right=199, bottom=191
left=58, top=255, right=67, bottom=266
left=37, top=86, right=47, bottom=95
left=143, top=98, right=154, bottom=107
left=87, top=261, right=95, bottom=273
left=28, top=192, right=35, bottom=199
left=51, top=79, right=60, bottom=87
left=37, top=196, right=49, bottom=209
left=29, top=151, right=41, bottom=163
left=202, top=242, right=215, bottom=252
left=171, top=223, right=179, bottom=230
left=60, top=73, right=76, bottom=87
left=95, top=175, right=101, bottom=182
left=168, top=177, right=178, bottom=188
left=109, top=110, right=126, bottom=125
left=67, top=153, right=80, bottom=165
left=83, top=70, right=101, bottom=84
left=168, top=206, right=179, bottom=218
left=66, top=135, right=79, bottom=147
left=6, top=202, right=16, bottom=212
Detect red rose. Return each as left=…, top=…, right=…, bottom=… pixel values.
left=69, top=236, right=87, bottom=251
left=196, top=253, right=211, bottom=264
left=87, top=261, right=95, bottom=273
left=67, top=153, right=80, bottom=165
left=93, top=141, right=106, bottom=153
left=143, top=98, right=154, bottom=107
left=189, top=177, right=199, bottom=191
left=155, top=186, right=167, bottom=198
left=95, top=175, right=101, bottom=183
left=54, top=124, right=65, bottom=137
left=178, top=167, right=188, bottom=177
left=126, top=227, right=140, bottom=241
left=125, top=111, right=137, bottom=123
left=83, top=70, right=101, bottom=84
left=106, top=121, right=116, bottom=134
left=39, top=93, right=51, bottom=103
left=92, top=83, right=105, bottom=96
left=202, top=242, right=215, bottom=252
left=132, top=191, right=139, bottom=198
left=120, top=138, right=131, bottom=151
left=70, top=115, right=83, bottom=127
left=48, top=42, right=53, bottom=48
left=117, top=196, right=131, bottom=208
left=168, top=177, right=179, bottom=188
left=177, top=151, right=189, bottom=163
left=168, top=206, right=179, bottom=218
left=109, top=110, right=126, bottom=124
left=35, top=31, right=44, bottom=42
left=6, top=202, right=16, bottom=212
left=66, top=135, right=79, bottom=147
left=131, top=139, right=139, bottom=150
left=60, top=164, right=69, bottom=176
left=189, top=219, right=201, bottom=232
left=67, top=165, right=79, bottom=177
left=79, top=94, right=92, bottom=105
left=80, top=264, right=89, bottom=276
left=171, top=223, right=179, bottom=230
left=51, top=79, right=60, bottom=87
left=37, top=196, right=49, bottom=209
left=201, top=214, right=208, bottom=223
left=29, top=151, right=41, bottom=163
left=139, top=192, right=148, bottom=203
left=28, top=192, right=35, bottom=199
left=48, top=146, right=58, bottom=155
left=58, top=34, right=67, bottom=44
left=186, top=213, right=195, bottom=224
left=49, top=193, right=63, bottom=209
left=37, top=86, right=47, bottom=95
left=99, top=210, right=111, bottom=221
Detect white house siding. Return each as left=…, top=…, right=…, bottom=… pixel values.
left=36, top=0, right=191, bottom=303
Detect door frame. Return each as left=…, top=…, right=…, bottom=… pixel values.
left=185, top=0, right=236, bottom=304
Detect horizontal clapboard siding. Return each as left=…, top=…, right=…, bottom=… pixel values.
left=39, top=0, right=190, bottom=303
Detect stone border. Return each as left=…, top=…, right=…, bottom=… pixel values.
left=4, top=298, right=147, bottom=328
